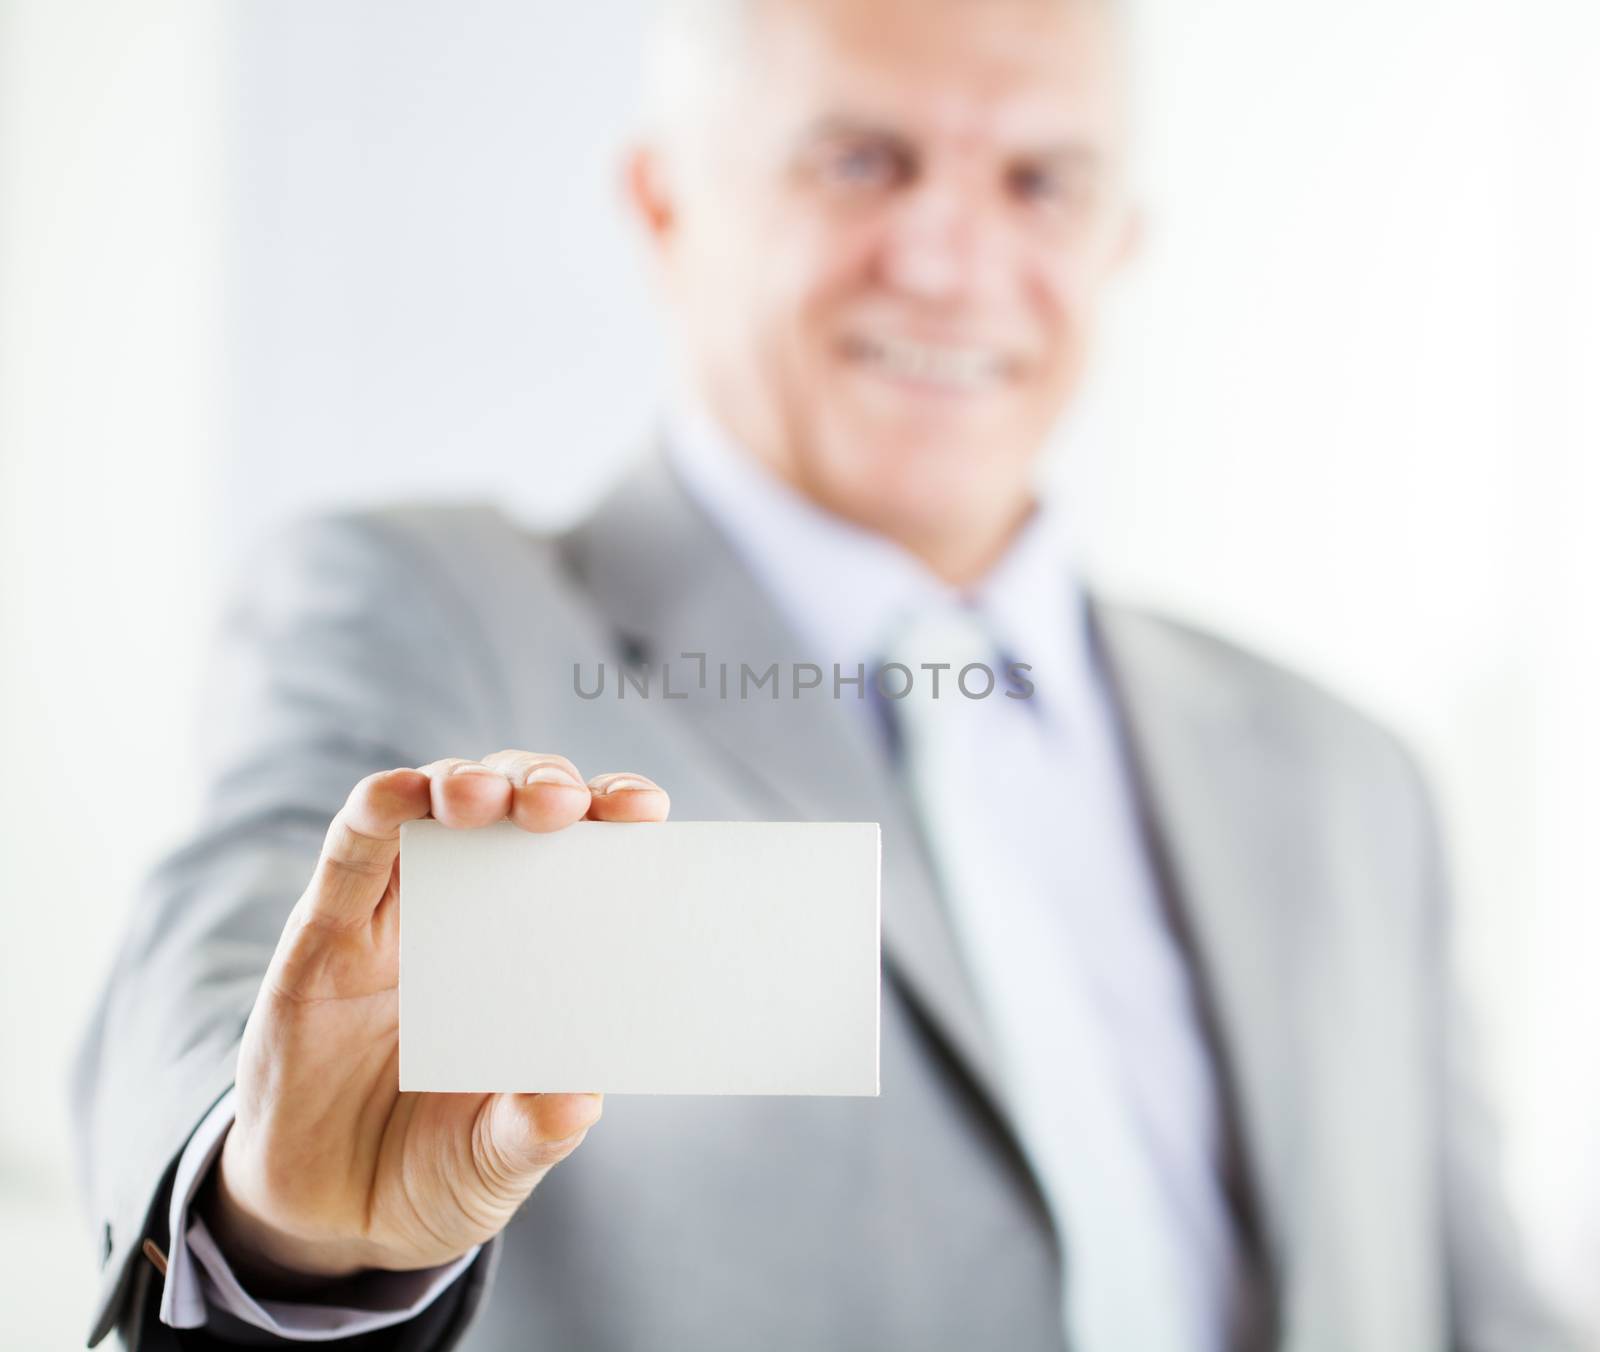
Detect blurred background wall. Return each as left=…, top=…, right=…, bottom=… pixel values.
left=2, top=0, right=1595, bottom=1344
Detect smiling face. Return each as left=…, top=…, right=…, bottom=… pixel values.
left=629, top=0, right=1137, bottom=582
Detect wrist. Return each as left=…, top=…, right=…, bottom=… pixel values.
left=199, top=1130, right=371, bottom=1297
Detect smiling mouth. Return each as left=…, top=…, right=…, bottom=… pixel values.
left=841, top=334, right=1017, bottom=393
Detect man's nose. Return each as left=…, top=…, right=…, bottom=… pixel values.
left=876, top=180, right=1009, bottom=303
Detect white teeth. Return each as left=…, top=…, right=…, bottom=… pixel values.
left=854, top=336, right=1005, bottom=390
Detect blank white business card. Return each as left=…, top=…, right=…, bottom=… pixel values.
left=399, top=819, right=881, bottom=1095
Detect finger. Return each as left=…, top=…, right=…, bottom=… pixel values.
left=584, top=772, right=671, bottom=822
left=419, top=757, right=514, bottom=829
left=476, top=1093, right=604, bottom=1196
left=481, top=750, right=593, bottom=833
left=302, top=768, right=432, bottom=929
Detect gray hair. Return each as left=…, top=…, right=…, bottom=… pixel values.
left=641, top=0, right=1131, bottom=147
left=640, top=0, right=758, bottom=145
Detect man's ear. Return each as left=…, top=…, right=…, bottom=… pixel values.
left=623, top=142, right=677, bottom=252
left=1111, top=201, right=1146, bottom=274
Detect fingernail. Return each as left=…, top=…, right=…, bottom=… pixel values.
left=525, top=764, right=586, bottom=789
left=449, top=762, right=503, bottom=777
left=593, top=775, right=659, bottom=795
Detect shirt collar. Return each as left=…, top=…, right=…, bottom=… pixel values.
left=662, top=404, right=1099, bottom=728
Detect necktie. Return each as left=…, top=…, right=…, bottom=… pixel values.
left=884, top=602, right=1198, bottom=1352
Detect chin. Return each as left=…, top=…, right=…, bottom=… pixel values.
left=812, top=431, right=1032, bottom=546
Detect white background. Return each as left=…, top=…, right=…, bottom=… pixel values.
left=2, top=1, right=1596, bottom=1345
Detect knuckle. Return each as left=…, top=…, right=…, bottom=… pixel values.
left=349, top=769, right=389, bottom=801
left=349, top=766, right=421, bottom=809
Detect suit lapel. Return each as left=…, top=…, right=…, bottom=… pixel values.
left=557, top=452, right=1010, bottom=1118
left=1092, top=604, right=1304, bottom=1339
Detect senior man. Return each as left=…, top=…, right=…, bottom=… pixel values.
left=74, top=0, right=1574, bottom=1348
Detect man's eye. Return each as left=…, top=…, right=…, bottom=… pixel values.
left=824, top=143, right=904, bottom=190
left=1010, top=162, right=1091, bottom=210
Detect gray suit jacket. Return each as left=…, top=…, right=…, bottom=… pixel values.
left=73, top=453, right=1575, bottom=1351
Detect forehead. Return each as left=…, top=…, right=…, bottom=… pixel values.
left=748, top=0, right=1127, bottom=149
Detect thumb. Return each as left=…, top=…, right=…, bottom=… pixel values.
left=475, top=1093, right=604, bottom=1196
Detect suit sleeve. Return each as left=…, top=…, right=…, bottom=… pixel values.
left=70, top=511, right=511, bottom=1349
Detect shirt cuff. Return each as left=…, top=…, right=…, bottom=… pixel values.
left=160, top=1087, right=481, bottom=1340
